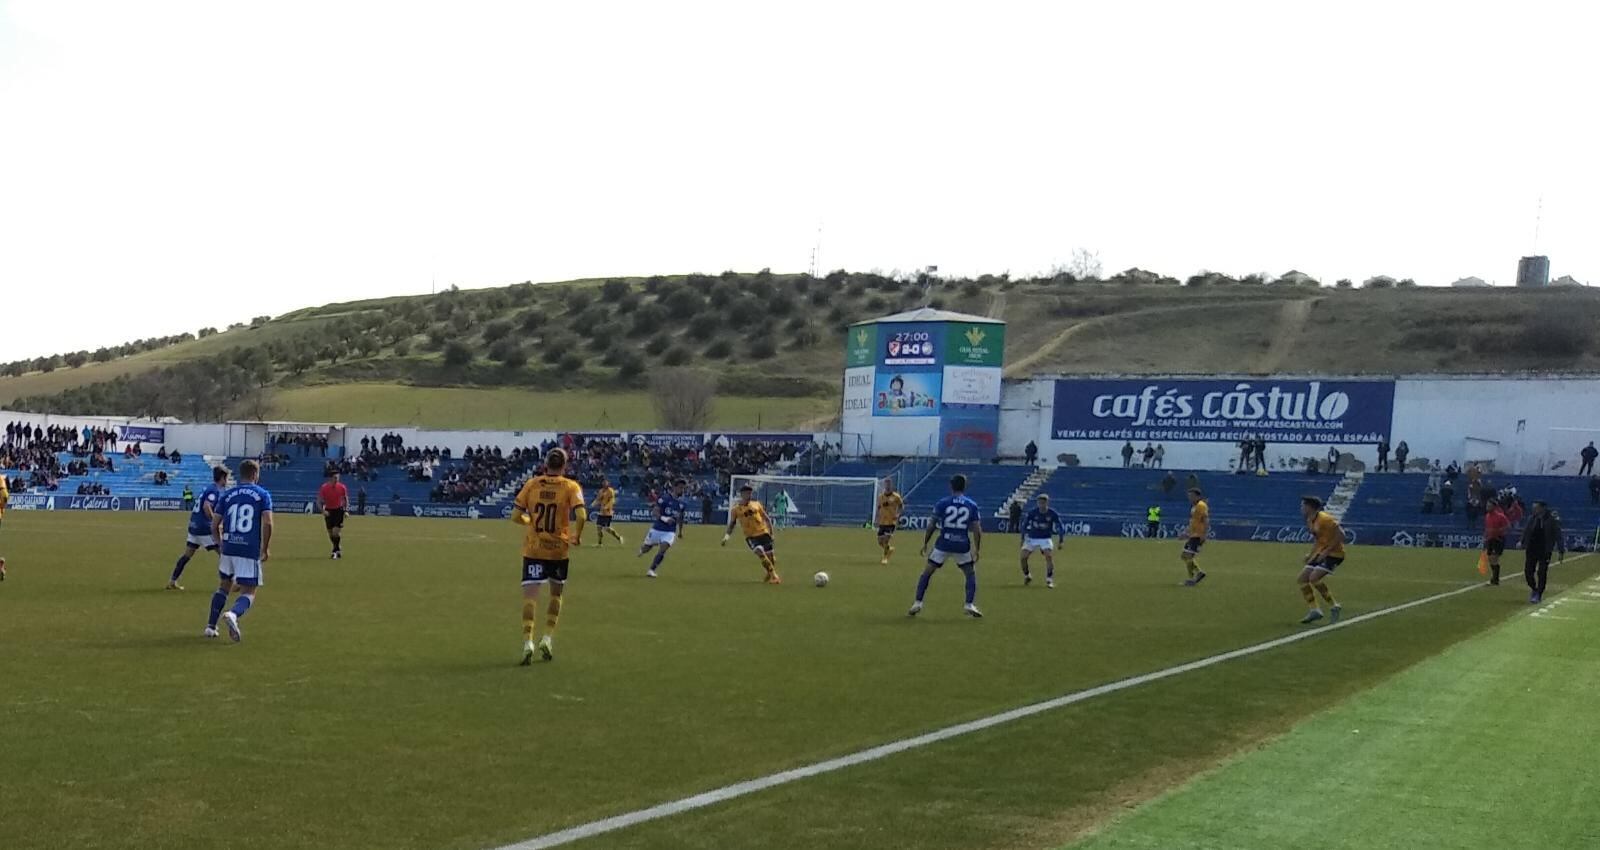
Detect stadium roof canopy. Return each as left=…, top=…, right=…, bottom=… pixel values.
left=850, top=307, right=1002, bottom=326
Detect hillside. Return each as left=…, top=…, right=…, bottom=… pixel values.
left=2, top=272, right=1598, bottom=430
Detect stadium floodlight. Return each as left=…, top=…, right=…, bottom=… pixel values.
left=728, top=474, right=883, bottom=529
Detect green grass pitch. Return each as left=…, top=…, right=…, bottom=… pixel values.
left=1, top=512, right=1592, bottom=850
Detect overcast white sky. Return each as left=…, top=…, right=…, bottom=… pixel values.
left=2, top=1, right=1596, bottom=362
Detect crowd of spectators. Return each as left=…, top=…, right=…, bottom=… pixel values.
left=431, top=445, right=540, bottom=503
left=269, top=432, right=330, bottom=458
left=556, top=434, right=809, bottom=501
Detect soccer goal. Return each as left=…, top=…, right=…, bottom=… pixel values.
left=728, top=475, right=882, bottom=528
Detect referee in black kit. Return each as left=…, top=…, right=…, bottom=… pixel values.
left=1521, top=500, right=1564, bottom=605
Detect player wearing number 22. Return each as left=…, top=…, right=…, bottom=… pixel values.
left=910, top=474, right=984, bottom=618
left=511, top=447, right=586, bottom=666
left=206, top=459, right=273, bottom=642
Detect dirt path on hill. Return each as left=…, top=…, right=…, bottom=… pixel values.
left=1253, top=297, right=1320, bottom=374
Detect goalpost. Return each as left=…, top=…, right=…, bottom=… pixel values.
left=728, top=475, right=882, bottom=529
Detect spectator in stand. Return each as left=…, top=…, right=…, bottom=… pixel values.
left=1376, top=438, right=1390, bottom=472
left=1326, top=446, right=1339, bottom=473
left=1024, top=440, right=1038, bottom=466
left=1153, top=444, right=1165, bottom=468
left=1581, top=442, right=1598, bottom=477
left=1445, top=460, right=1460, bottom=482
left=1253, top=437, right=1267, bottom=471
left=1422, top=474, right=1440, bottom=513
left=1142, top=443, right=1156, bottom=466
left=1239, top=439, right=1254, bottom=472
left=1186, top=472, right=1201, bottom=493
left=1121, top=441, right=1135, bottom=468
left=1161, top=470, right=1177, bottom=498
left=1589, top=475, right=1600, bottom=505
left=1009, top=498, right=1023, bottom=532
left=1394, top=440, right=1409, bottom=473
left=1440, top=475, right=1455, bottom=513
left=158, top=447, right=169, bottom=460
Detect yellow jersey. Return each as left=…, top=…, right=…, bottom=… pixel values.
left=1186, top=500, right=1209, bottom=538
left=876, top=491, right=904, bottom=526
left=733, top=499, right=772, bottom=539
left=1310, top=510, right=1346, bottom=558
left=515, top=475, right=586, bottom=561
left=594, top=486, right=616, bottom=517
left=0, top=475, right=8, bottom=518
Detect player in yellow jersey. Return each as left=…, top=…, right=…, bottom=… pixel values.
left=876, top=478, right=904, bottom=564
left=0, top=472, right=8, bottom=580
left=510, top=448, right=586, bottom=665
left=721, top=484, right=781, bottom=584
left=1296, top=496, right=1345, bottom=625
left=1181, top=488, right=1210, bottom=586
left=589, top=477, right=624, bottom=546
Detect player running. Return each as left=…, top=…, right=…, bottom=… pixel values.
left=1019, top=493, right=1065, bottom=588
left=722, top=484, right=782, bottom=584
left=876, top=479, right=904, bottom=564
left=1296, top=496, right=1345, bottom=625
left=1181, top=488, right=1210, bottom=586
left=638, top=478, right=687, bottom=578
left=317, top=470, right=349, bottom=559
left=910, top=474, right=984, bottom=618
left=167, top=466, right=227, bottom=590
left=510, top=447, right=586, bottom=665
left=206, top=460, right=274, bottom=642
left=590, top=478, right=624, bottom=546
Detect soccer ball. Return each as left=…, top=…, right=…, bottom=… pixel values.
left=813, top=571, right=829, bottom=588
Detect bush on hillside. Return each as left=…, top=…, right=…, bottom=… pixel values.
left=688, top=313, right=721, bottom=338
left=393, top=338, right=412, bottom=356
left=791, top=324, right=821, bottom=348
left=746, top=337, right=778, bottom=359
left=631, top=303, right=669, bottom=336
left=1518, top=322, right=1591, bottom=358
left=645, top=333, right=672, bottom=356
left=559, top=352, right=584, bottom=372
left=662, top=347, right=691, bottom=366
left=865, top=295, right=887, bottom=312
left=483, top=320, right=513, bottom=344
left=443, top=341, right=474, bottom=366
left=1336, top=279, right=1354, bottom=289
left=704, top=339, right=733, bottom=359
left=665, top=287, right=705, bottom=319
left=566, top=289, right=594, bottom=312
left=602, top=279, right=629, bottom=300
left=615, top=351, right=646, bottom=380
left=728, top=297, right=762, bottom=326
left=615, top=291, right=641, bottom=314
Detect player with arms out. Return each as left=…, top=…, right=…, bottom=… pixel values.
left=876, top=478, right=904, bottom=565
left=638, top=478, right=687, bottom=578
left=590, top=477, right=624, bottom=546
left=1019, top=493, right=1065, bottom=588
left=317, top=470, right=349, bottom=560
left=1296, top=496, right=1345, bottom=625
left=510, top=447, right=586, bottom=665
left=167, top=466, right=227, bottom=590
left=1181, top=488, right=1210, bottom=586
left=206, top=460, right=273, bottom=642
left=722, top=484, right=781, bottom=584
left=910, top=474, right=984, bottom=618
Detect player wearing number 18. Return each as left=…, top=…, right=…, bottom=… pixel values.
left=910, top=474, right=983, bottom=618
left=206, top=460, right=274, bottom=642
left=511, top=447, right=587, bottom=665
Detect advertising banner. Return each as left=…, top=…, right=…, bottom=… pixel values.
left=873, top=371, right=941, bottom=417
left=845, top=324, right=877, bottom=368
left=944, top=322, right=1005, bottom=367
left=1051, top=379, right=1395, bottom=444
left=942, top=365, right=1002, bottom=407
left=842, top=366, right=875, bottom=422
left=938, top=407, right=1001, bottom=459
left=120, top=425, right=166, bottom=444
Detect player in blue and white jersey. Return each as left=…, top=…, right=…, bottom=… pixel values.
left=638, top=478, right=688, bottom=578
left=167, top=466, right=228, bottom=590
left=205, top=460, right=274, bottom=642
left=911, top=474, right=984, bottom=618
left=1018, top=493, right=1065, bottom=589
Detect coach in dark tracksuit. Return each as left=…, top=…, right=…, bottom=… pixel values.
left=1521, top=501, right=1564, bottom=605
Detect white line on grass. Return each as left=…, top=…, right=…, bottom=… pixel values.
left=497, top=574, right=1534, bottom=850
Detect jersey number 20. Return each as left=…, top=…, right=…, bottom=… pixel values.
left=529, top=503, right=560, bottom=534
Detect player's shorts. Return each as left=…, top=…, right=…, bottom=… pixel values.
left=644, top=528, right=677, bottom=547
left=745, top=533, right=775, bottom=554
left=596, top=514, right=614, bottom=528
left=522, top=557, right=570, bottom=585
left=185, top=533, right=218, bottom=551
left=877, top=524, right=897, bottom=538
left=219, top=554, right=264, bottom=587
left=1485, top=538, right=1506, bottom=557
left=1021, top=537, right=1054, bottom=554
left=1183, top=537, right=1206, bottom=556
left=1308, top=555, right=1345, bottom=573
left=324, top=508, right=346, bottom=530
left=927, top=547, right=975, bottom=568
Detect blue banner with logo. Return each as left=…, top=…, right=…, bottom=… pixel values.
left=873, top=371, right=941, bottom=417
left=120, top=425, right=167, bottom=444
left=1051, top=379, right=1395, bottom=444
left=939, top=406, right=1000, bottom=459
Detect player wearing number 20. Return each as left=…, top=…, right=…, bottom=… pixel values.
left=910, top=474, right=984, bottom=619
left=206, top=460, right=274, bottom=642
left=511, top=447, right=586, bottom=666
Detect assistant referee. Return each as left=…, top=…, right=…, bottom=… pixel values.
left=318, top=470, right=350, bottom=560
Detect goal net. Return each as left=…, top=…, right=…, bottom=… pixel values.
left=728, top=475, right=882, bottom=528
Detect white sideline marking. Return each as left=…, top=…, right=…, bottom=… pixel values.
left=496, top=579, right=1511, bottom=850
